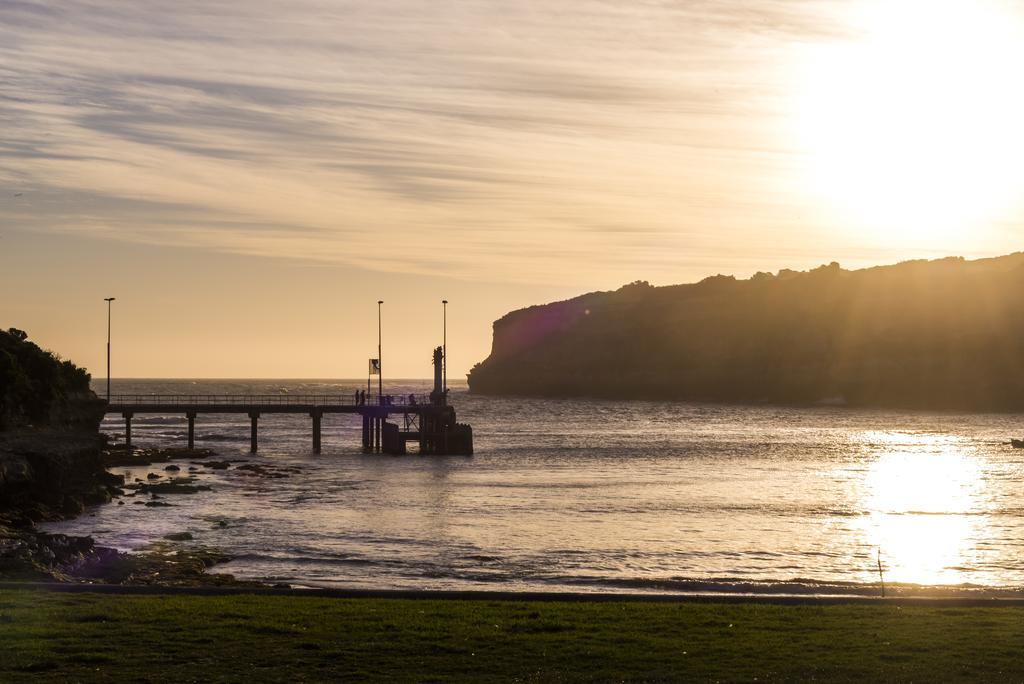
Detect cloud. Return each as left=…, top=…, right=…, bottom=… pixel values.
left=0, top=0, right=863, bottom=285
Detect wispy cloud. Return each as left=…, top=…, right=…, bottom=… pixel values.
left=2, top=0, right=875, bottom=285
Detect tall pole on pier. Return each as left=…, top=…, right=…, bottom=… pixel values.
left=442, top=299, right=448, bottom=392
left=104, top=297, right=115, bottom=402
left=377, top=300, right=383, bottom=399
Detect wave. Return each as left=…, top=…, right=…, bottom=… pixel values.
left=214, top=553, right=1024, bottom=597
left=132, top=416, right=186, bottom=425
left=543, top=575, right=1024, bottom=598
left=196, top=433, right=244, bottom=442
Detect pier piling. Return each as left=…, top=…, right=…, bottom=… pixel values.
left=187, top=412, right=196, bottom=450
left=311, top=410, right=322, bottom=454
left=248, top=412, right=259, bottom=453
left=122, top=412, right=133, bottom=447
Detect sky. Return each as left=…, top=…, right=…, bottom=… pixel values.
left=2, top=0, right=1024, bottom=378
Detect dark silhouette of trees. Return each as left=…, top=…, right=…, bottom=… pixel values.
left=0, top=329, right=92, bottom=430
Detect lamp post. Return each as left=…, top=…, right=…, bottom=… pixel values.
left=377, top=300, right=383, bottom=400
left=104, top=297, right=115, bottom=402
left=442, top=299, right=448, bottom=392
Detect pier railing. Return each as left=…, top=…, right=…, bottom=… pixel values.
left=107, top=394, right=430, bottom=408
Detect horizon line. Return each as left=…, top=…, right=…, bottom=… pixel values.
left=91, top=377, right=457, bottom=382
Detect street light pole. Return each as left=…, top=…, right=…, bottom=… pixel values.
left=377, top=300, right=383, bottom=400
left=104, top=297, right=115, bottom=402
left=442, top=299, right=448, bottom=392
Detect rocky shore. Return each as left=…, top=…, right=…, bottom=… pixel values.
left=0, top=429, right=120, bottom=521
left=1, top=436, right=258, bottom=587
left=0, top=327, right=260, bottom=586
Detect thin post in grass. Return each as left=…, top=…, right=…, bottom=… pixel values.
left=877, top=548, right=885, bottom=598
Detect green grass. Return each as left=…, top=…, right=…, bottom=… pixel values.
left=2, top=590, right=1023, bottom=682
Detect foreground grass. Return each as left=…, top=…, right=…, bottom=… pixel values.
left=1, top=590, right=1023, bottom=682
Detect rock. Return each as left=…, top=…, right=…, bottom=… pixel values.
left=163, top=532, right=193, bottom=541
left=136, top=479, right=211, bottom=495
left=98, top=541, right=248, bottom=586
left=1, top=531, right=257, bottom=587
left=144, top=501, right=173, bottom=507
left=174, top=448, right=219, bottom=460
left=117, top=501, right=124, bottom=506
left=146, top=473, right=161, bottom=480
left=102, top=446, right=219, bottom=468
left=0, top=529, right=125, bottom=582
left=202, top=461, right=232, bottom=470
left=164, top=465, right=180, bottom=472
left=0, top=430, right=122, bottom=523
left=60, top=495, right=85, bottom=517
left=234, top=463, right=289, bottom=479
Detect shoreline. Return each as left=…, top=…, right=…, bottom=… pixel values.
left=2, top=442, right=263, bottom=587
left=7, top=581, right=1024, bottom=606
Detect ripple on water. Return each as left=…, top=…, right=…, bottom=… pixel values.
left=34, top=379, right=1024, bottom=595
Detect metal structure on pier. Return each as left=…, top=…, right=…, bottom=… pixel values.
left=104, top=347, right=472, bottom=455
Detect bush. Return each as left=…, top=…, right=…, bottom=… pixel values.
left=0, top=329, right=93, bottom=430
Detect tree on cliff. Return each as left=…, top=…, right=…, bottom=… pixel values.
left=0, top=328, right=93, bottom=430
left=467, top=253, right=1024, bottom=410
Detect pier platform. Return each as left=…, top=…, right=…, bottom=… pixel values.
left=105, top=349, right=473, bottom=455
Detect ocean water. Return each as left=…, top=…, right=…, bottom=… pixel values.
left=41, top=379, right=1024, bottom=595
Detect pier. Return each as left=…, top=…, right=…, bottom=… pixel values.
left=104, top=348, right=472, bottom=455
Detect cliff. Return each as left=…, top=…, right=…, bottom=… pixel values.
left=467, top=253, right=1024, bottom=410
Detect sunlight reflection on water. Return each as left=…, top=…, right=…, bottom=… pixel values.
left=856, top=432, right=983, bottom=585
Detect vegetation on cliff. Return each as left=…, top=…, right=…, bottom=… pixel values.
left=0, top=328, right=94, bottom=431
left=468, top=253, right=1024, bottom=410
left=0, top=328, right=110, bottom=523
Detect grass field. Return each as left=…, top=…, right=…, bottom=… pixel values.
left=2, top=589, right=1023, bottom=682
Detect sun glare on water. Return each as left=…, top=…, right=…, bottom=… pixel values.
left=855, top=432, right=984, bottom=586
left=792, top=0, right=1024, bottom=246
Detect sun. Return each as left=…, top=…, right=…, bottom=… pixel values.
left=791, top=0, right=1024, bottom=246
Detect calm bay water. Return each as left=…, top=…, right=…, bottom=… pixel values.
left=42, top=379, right=1024, bottom=595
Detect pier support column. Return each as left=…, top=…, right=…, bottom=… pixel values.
left=361, top=414, right=370, bottom=451
left=186, top=412, right=196, bottom=450
left=311, top=410, right=322, bottom=454
left=248, top=412, right=259, bottom=453
left=122, top=412, right=133, bottom=448
left=374, top=416, right=382, bottom=453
